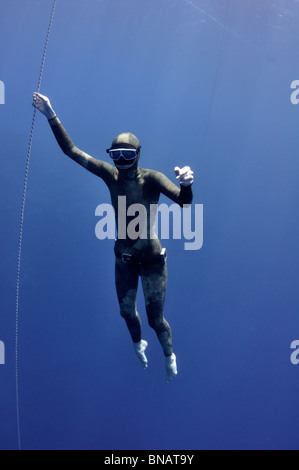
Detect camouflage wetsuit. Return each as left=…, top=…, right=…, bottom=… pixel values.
left=48, top=116, right=193, bottom=357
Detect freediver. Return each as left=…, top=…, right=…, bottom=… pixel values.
left=32, top=92, right=194, bottom=381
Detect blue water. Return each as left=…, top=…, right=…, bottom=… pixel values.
left=0, top=0, right=299, bottom=450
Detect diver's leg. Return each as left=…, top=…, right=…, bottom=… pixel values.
left=115, top=258, right=148, bottom=368
left=115, top=257, right=140, bottom=341
left=141, top=261, right=177, bottom=381
left=133, top=339, right=148, bottom=369
left=165, top=353, right=177, bottom=382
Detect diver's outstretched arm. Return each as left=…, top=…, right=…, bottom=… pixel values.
left=152, top=167, right=194, bottom=207
left=32, top=92, right=112, bottom=179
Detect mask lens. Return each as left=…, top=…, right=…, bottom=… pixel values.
left=109, top=150, right=121, bottom=160
left=123, top=150, right=137, bottom=160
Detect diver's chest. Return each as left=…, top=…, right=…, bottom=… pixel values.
left=116, top=180, right=146, bottom=201
left=111, top=179, right=156, bottom=206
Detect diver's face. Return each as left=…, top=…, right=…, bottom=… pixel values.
left=114, top=157, right=137, bottom=170
left=108, top=147, right=139, bottom=171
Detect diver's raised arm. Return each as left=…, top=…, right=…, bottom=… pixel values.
left=32, top=92, right=113, bottom=179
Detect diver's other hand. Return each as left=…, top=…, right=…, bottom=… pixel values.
left=174, top=166, right=194, bottom=186
left=32, top=92, right=56, bottom=119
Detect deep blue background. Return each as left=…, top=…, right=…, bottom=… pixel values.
left=0, top=0, right=298, bottom=450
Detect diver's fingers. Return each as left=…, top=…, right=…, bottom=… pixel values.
left=184, top=170, right=194, bottom=179
left=175, top=166, right=191, bottom=174
left=174, top=165, right=194, bottom=186
left=174, top=166, right=181, bottom=177
left=33, top=92, right=49, bottom=102
left=32, top=94, right=46, bottom=111
left=180, top=166, right=191, bottom=175
left=175, top=166, right=186, bottom=178
left=175, top=166, right=192, bottom=179
left=182, top=175, right=194, bottom=183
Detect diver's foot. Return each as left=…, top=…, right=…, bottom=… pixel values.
left=134, top=340, right=148, bottom=369
left=165, top=353, right=178, bottom=382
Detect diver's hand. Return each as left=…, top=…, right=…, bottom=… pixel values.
left=174, top=166, right=194, bottom=186
left=32, top=92, right=56, bottom=119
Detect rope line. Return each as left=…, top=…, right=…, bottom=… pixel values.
left=199, top=0, right=230, bottom=160
left=15, top=0, right=57, bottom=451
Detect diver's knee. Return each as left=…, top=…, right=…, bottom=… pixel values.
left=148, top=317, right=164, bottom=331
left=120, top=307, right=137, bottom=321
